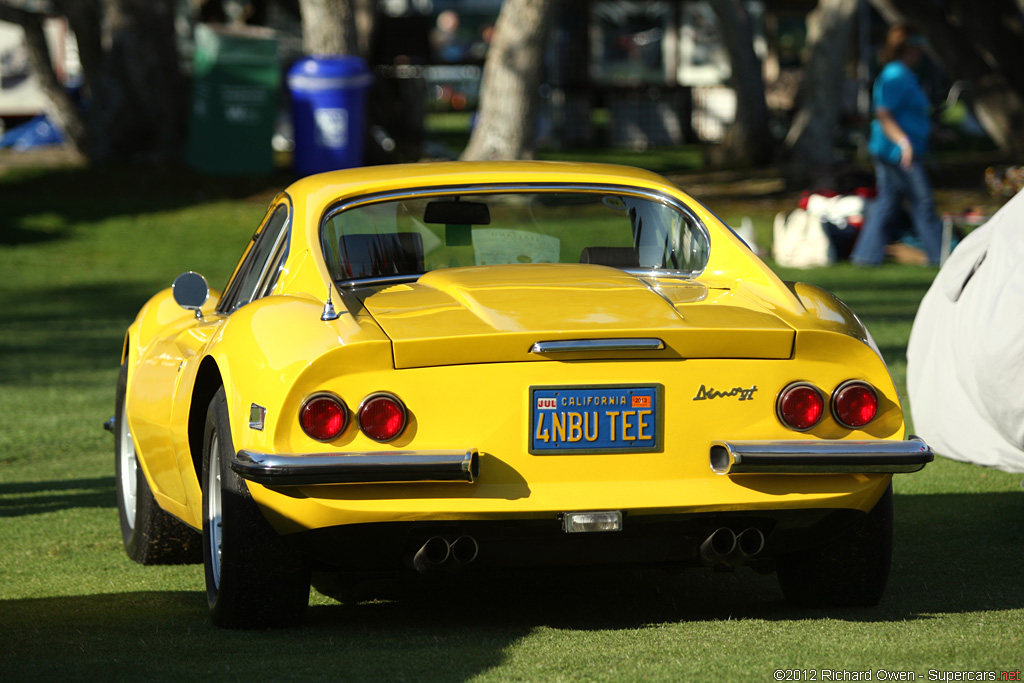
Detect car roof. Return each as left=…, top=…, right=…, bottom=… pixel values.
left=285, top=161, right=684, bottom=216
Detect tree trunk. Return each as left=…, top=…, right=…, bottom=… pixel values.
left=460, top=0, right=556, bottom=161
left=869, top=0, right=1024, bottom=156
left=970, top=75, right=1024, bottom=156
left=79, top=0, right=184, bottom=163
left=706, top=0, right=773, bottom=166
left=785, top=0, right=859, bottom=175
left=298, top=0, right=358, bottom=56
left=353, top=0, right=377, bottom=60
left=54, top=0, right=104, bottom=84
left=0, top=4, right=87, bottom=155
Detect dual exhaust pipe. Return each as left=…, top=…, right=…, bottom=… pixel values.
left=699, top=527, right=765, bottom=566
left=412, top=535, right=479, bottom=574
left=412, top=528, right=763, bottom=572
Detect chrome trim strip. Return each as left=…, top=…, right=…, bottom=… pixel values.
left=530, top=338, right=665, bottom=354
left=218, top=192, right=294, bottom=315
left=232, top=449, right=479, bottom=486
left=709, top=437, right=933, bottom=475
left=341, top=274, right=423, bottom=289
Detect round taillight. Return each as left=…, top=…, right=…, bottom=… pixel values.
left=777, top=382, right=825, bottom=431
left=358, top=393, right=407, bottom=442
left=300, top=394, right=348, bottom=441
left=832, top=381, right=878, bottom=428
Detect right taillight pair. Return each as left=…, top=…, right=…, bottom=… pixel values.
left=777, top=380, right=878, bottom=431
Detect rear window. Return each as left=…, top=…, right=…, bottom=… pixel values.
left=321, top=189, right=709, bottom=283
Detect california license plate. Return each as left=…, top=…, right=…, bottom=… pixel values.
left=530, top=385, right=662, bottom=454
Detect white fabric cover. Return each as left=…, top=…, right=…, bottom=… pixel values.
left=907, top=188, right=1024, bottom=472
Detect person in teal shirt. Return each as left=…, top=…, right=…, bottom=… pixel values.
left=851, top=25, right=942, bottom=266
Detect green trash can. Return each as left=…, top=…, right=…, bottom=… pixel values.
left=186, top=24, right=279, bottom=174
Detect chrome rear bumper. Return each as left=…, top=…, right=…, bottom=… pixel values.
left=710, top=438, right=932, bottom=475
left=232, top=449, right=479, bottom=486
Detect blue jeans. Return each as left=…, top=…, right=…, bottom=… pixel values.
left=850, top=158, right=942, bottom=266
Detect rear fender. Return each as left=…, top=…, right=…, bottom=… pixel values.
left=784, top=282, right=904, bottom=439
left=202, top=294, right=392, bottom=458
left=786, top=282, right=871, bottom=347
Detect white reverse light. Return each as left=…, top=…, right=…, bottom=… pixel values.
left=562, top=510, right=623, bottom=533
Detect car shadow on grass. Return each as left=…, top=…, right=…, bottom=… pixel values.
left=0, top=589, right=528, bottom=680
left=305, top=489, right=1024, bottom=628
left=1, top=491, right=1020, bottom=679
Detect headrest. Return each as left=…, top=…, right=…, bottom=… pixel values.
left=579, top=246, right=640, bottom=268
left=341, top=232, right=424, bottom=279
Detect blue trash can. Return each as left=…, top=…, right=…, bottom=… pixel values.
left=288, top=56, right=373, bottom=176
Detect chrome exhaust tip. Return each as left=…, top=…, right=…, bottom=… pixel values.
left=700, top=527, right=737, bottom=565
left=727, top=527, right=766, bottom=564
left=412, top=536, right=451, bottom=574
left=450, top=536, right=479, bottom=565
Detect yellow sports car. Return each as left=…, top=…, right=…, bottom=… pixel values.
left=113, top=161, right=932, bottom=627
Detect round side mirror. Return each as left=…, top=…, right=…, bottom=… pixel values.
left=172, top=271, right=210, bottom=312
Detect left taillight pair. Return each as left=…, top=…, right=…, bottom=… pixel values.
left=300, top=392, right=407, bottom=443
left=776, top=380, right=879, bottom=432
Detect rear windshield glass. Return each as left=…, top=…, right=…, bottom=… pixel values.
left=321, top=189, right=709, bottom=283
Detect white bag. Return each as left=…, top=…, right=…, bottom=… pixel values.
left=772, top=208, right=831, bottom=268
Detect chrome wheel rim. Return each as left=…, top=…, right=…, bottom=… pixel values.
left=118, top=402, right=137, bottom=529
left=207, top=432, right=223, bottom=590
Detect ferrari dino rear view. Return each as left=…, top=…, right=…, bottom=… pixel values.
left=112, top=162, right=931, bottom=627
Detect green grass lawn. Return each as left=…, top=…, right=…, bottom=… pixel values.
left=1, top=158, right=1021, bottom=680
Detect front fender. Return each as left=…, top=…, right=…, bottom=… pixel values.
left=128, top=287, right=222, bottom=360
left=122, top=285, right=221, bottom=528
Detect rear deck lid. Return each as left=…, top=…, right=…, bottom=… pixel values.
left=359, top=264, right=794, bottom=368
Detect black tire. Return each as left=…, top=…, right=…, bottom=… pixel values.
left=202, top=387, right=310, bottom=628
left=115, top=359, right=202, bottom=565
left=776, top=483, right=894, bottom=607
